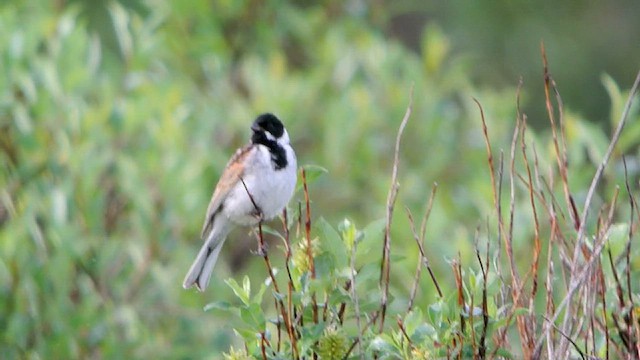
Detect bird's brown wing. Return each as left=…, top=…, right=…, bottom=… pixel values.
left=199, top=144, right=254, bottom=238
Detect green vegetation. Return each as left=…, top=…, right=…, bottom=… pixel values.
left=1, top=1, right=639, bottom=359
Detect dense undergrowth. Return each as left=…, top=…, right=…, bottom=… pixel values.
left=217, top=67, right=640, bottom=359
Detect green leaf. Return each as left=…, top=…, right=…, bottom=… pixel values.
left=574, top=120, right=608, bottom=165
left=296, top=164, right=328, bottom=193
left=272, top=290, right=286, bottom=302
left=252, top=281, right=268, bottom=305
left=243, top=275, right=251, bottom=295
left=358, top=294, right=382, bottom=313
left=411, top=324, right=436, bottom=343
left=355, top=262, right=379, bottom=283
left=260, top=225, right=284, bottom=239
left=427, top=300, right=448, bottom=327
left=421, top=24, right=450, bottom=74
left=494, top=348, right=515, bottom=359
left=300, top=322, right=326, bottom=341
left=234, top=327, right=259, bottom=343
left=601, top=73, right=640, bottom=153
left=338, top=218, right=362, bottom=251
left=240, top=303, right=266, bottom=332
left=314, top=252, right=335, bottom=280
left=225, top=278, right=250, bottom=306
left=368, top=334, right=398, bottom=356
left=602, top=73, right=623, bottom=127
left=492, top=307, right=529, bottom=328
left=317, top=218, right=348, bottom=268
left=357, top=218, right=385, bottom=259
left=468, top=270, right=477, bottom=291
left=389, top=253, right=407, bottom=262
left=203, top=300, right=235, bottom=312
left=108, top=1, right=133, bottom=59
left=606, top=223, right=630, bottom=257
left=403, top=309, right=423, bottom=336
left=327, top=286, right=351, bottom=306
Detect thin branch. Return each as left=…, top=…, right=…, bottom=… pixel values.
left=397, top=316, right=414, bottom=350
left=281, top=208, right=299, bottom=358
left=378, top=86, right=414, bottom=332
left=541, top=43, right=579, bottom=232
left=240, top=177, right=297, bottom=358
left=476, top=235, right=489, bottom=359
left=622, top=157, right=638, bottom=349
left=542, top=316, right=586, bottom=360
left=301, top=168, right=319, bottom=334
left=406, top=207, right=425, bottom=312
left=349, top=235, right=363, bottom=358
left=405, top=182, right=442, bottom=311
left=520, top=116, right=542, bottom=304
left=558, top=67, right=640, bottom=354
left=597, top=262, right=609, bottom=360
left=452, top=255, right=466, bottom=335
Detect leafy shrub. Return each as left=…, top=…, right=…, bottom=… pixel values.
left=213, top=68, right=640, bottom=358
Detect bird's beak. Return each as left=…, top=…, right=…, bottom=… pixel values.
left=251, top=123, right=261, bottom=132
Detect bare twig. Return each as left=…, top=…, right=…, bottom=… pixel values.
left=489, top=271, right=531, bottom=359
left=475, top=236, right=489, bottom=359
left=556, top=67, right=640, bottom=357
left=406, top=182, right=441, bottom=312
left=495, top=151, right=507, bottom=305
left=349, top=236, right=363, bottom=358
left=622, top=157, right=640, bottom=360
left=544, top=219, right=558, bottom=359
left=259, top=332, right=268, bottom=360
left=596, top=260, right=610, bottom=360
left=519, top=115, right=542, bottom=305
left=281, top=208, right=299, bottom=358
left=406, top=207, right=425, bottom=312
left=536, top=190, right=632, bottom=357
left=474, top=98, right=517, bottom=301
left=420, top=183, right=442, bottom=298
left=397, top=316, right=414, bottom=350
left=452, top=255, right=466, bottom=334
left=542, top=316, right=586, bottom=360
left=240, top=177, right=298, bottom=358
left=378, top=86, right=414, bottom=332
left=504, top=105, right=536, bottom=358
left=301, top=169, right=318, bottom=330
left=281, top=208, right=295, bottom=289
left=541, top=43, right=579, bottom=232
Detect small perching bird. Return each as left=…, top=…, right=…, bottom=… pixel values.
left=183, top=113, right=297, bottom=291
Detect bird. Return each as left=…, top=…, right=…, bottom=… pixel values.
left=183, top=113, right=297, bottom=291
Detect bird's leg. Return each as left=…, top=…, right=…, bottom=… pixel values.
left=253, top=209, right=268, bottom=256
left=251, top=206, right=264, bottom=223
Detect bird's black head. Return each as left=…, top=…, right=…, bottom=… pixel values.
left=250, top=113, right=290, bottom=169
left=251, top=113, right=285, bottom=139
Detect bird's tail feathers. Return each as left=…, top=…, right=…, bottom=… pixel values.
left=183, top=224, right=230, bottom=291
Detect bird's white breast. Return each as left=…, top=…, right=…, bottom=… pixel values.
left=223, top=144, right=297, bottom=226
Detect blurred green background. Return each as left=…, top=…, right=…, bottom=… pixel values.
left=1, top=0, right=639, bottom=358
